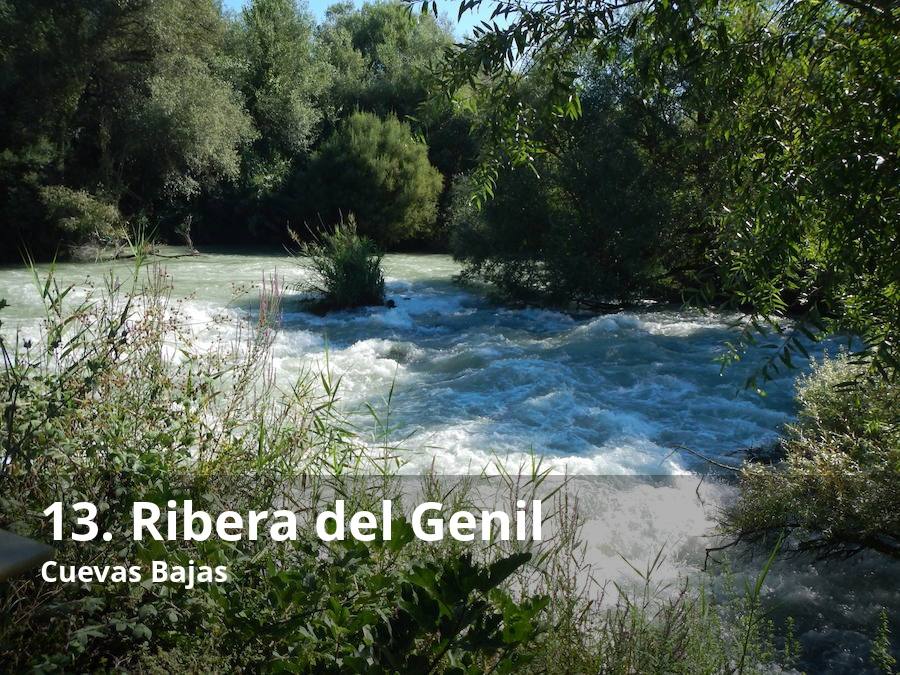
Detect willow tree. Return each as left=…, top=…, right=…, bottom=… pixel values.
left=317, top=1, right=454, bottom=122
left=414, top=0, right=899, bottom=379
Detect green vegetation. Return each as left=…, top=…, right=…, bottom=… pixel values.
left=0, top=0, right=466, bottom=257
left=316, top=0, right=453, bottom=120
left=725, top=353, right=900, bottom=559
left=4, top=0, right=894, bottom=371
left=429, top=0, right=898, bottom=374
left=0, top=0, right=254, bottom=257
left=413, top=0, right=899, bottom=570
left=225, top=0, right=324, bottom=201
left=447, top=59, right=695, bottom=307
left=37, top=187, right=124, bottom=259
left=0, top=266, right=541, bottom=671
left=293, top=214, right=387, bottom=310
left=2, top=0, right=898, bottom=668
left=872, top=609, right=898, bottom=674
left=304, top=112, right=444, bottom=245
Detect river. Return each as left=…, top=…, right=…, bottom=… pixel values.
left=1, top=250, right=897, bottom=671
left=0, top=250, right=802, bottom=473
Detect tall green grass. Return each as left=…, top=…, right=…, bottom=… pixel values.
left=292, top=213, right=385, bottom=312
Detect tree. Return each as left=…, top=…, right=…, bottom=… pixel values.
left=314, top=1, right=473, bottom=243
left=416, top=0, right=899, bottom=378
left=317, top=1, right=453, bottom=122
left=424, top=0, right=900, bottom=562
left=132, top=54, right=256, bottom=204
left=0, top=0, right=254, bottom=258
left=449, top=53, right=704, bottom=307
left=226, top=0, right=325, bottom=194
left=302, top=111, right=444, bottom=245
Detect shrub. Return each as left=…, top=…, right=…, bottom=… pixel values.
left=38, top=185, right=124, bottom=254
left=293, top=213, right=386, bottom=310
left=724, top=353, right=900, bottom=559
left=303, top=111, right=443, bottom=246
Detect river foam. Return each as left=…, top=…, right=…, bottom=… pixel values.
left=262, top=257, right=809, bottom=475
left=0, top=252, right=812, bottom=475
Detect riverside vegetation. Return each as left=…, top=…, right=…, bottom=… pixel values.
left=291, top=214, right=387, bottom=311
left=1, top=0, right=898, bottom=669
left=1, top=261, right=804, bottom=672
left=422, top=0, right=899, bottom=634
left=0, top=0, right=461, bottom=258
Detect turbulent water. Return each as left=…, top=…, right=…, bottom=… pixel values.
left=2, top=251, right=897, bottom=672
left=2, top=251, right=801, bottom=473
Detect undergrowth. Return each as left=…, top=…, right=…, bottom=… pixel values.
left=725, top=353, right=900, bottom=560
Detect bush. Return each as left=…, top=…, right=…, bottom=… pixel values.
left=725, top=353, right=900, bottom=559
left=38, top=185, right=124, bottom=255
left=293, top=213, right=386, bottom=310
left=302, top=112, right=443, bottom=246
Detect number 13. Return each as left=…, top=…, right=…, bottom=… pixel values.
left=43, top=502, right=99, bottom=541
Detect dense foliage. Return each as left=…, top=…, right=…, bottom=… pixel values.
left=725, top=354, right=900, bottom=559
left=303, top=112, right=444, bottom=245
left=0, top=0, right=254, bottom=258
left=426, top=0, right=898, bottom=375
left=447, top=58, right=702, bottom=307
left=2, top=0, right=898, bottom=668
left=317, top=1, right=453, bottom=121
left=0, top=267, right=548, bottom=671
left=420, top=0, right=899, bottom=568
left=0, top=0, right=465, bottom=257
left=224, top=0, right=324, bottom=207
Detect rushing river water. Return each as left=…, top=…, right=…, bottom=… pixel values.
left=2, top=251, right=800, bottom=473
left=1, top=250, right=897, bottom=671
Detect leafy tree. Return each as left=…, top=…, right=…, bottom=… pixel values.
left=0, top=0, right=253, bottom=258
left=134, top=54, right=256, bottom=203
left=316, top=0, right=476, bottom=236
left=36, top=187, right=123, bottom=256
left=449, top=56, right=702, bottom=307
left=317, top=1, right=453, bottom=123
left=427, top=0, right=900, bottom=563
left=414, top=0, right=899, bottom=377
left=226, top=0, right=325, bottom=194
left=0, top=0, right=468, bottom=254
left=200, top=0, right=329, bottom=241
left=302, top=111, right=444, bottom=245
